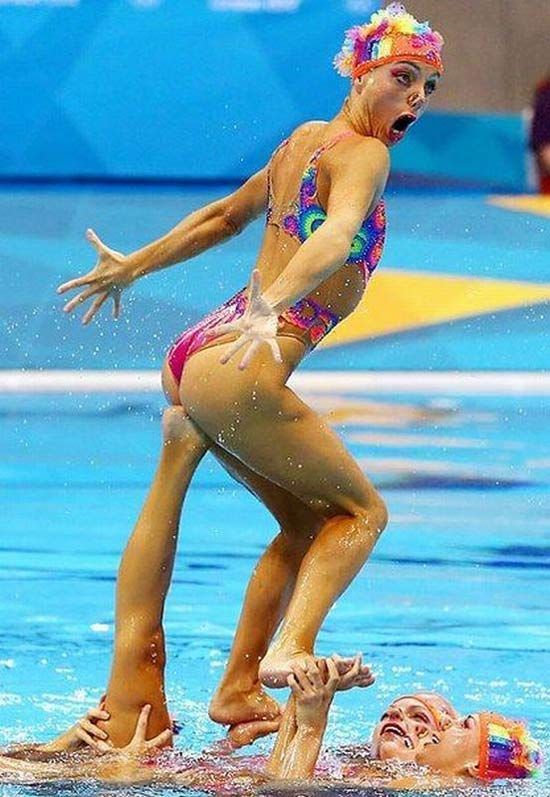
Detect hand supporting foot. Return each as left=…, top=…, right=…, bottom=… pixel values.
left=259, top=647, right=375, bottom=689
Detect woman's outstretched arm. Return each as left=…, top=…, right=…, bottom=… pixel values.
left=57, top=167, right=268, bottom=323
left=124, top=166, right=269, bottom=280
left=267, top=654, right=371, bottom=781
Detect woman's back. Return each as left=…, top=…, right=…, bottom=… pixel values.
left=256, top=121, right=386, bottom=322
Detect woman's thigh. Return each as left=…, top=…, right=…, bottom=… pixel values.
left=211, top=443, right=324, bottom=535
left=180, top=343, right=380, bottom=517
left=162, top=343, right=321, bottom=531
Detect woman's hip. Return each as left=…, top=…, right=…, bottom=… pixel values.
left=164, top=288, right=339, bottom=390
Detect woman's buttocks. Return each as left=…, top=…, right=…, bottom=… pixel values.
left=180, top=333, right=306, bottom=412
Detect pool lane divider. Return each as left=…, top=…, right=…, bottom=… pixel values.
left=0, top=370, right=549, bottom=395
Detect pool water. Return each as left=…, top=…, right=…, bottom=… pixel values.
left=0, top=387, right=548, bottom=796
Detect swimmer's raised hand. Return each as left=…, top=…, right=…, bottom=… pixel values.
left=288, top=656, right=340, bottom=730
left=215, top=270, right=282, bottom=370
left=57, top=228, right=137, bottom=324
left=116, top=704, right=173, bottom=759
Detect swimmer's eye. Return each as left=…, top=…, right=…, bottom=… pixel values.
left=462, top=715, right=475, bottom=729
left=413, top=712, right=431, bottom=724
left=394, top=71, right=413, bottom=87
left=425, top=80, right=437, bottom=96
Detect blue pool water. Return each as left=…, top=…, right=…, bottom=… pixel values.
left=1, top=179, right=549, bottom=793
left=1, top=386, right=548, bottom=796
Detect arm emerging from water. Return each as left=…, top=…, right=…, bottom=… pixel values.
left=267, top=656, right=358, bottom=781
left=57, top=167, right=268, bottom=323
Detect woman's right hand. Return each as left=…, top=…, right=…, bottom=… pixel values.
left=57, top=228, right=138, bottom=324
left=75, top=704, right=172, bottom=758
left=41, top=705, right=111, bottom=754
left=287, top=656, right=340, bottom=731
left=73, top=706, right=112, bottom=753
left=214, top=270, right=282, bottom=370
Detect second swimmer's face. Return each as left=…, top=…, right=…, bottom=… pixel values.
left=354, top=60, right=440, bottom=146
left=416, top=713, right=481, bottom=776
left=371, top=696, right=482, bottom=776
left=371, top=696, right=443, bottom=762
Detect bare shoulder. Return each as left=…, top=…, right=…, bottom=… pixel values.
left=329, top=134, right=390, bottom=176
left=281, top=120, right=328, bottom=150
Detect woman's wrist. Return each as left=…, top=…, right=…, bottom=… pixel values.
left=126, top=249, right=151, bottom=281
left=295, top=713, right=328, bottom=736
left=41, top=727, right=78, bottom=753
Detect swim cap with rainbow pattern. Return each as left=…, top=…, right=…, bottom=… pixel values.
left=334, top=2, right=444, bottom=80
left=478, top=713, right=543, bottom=781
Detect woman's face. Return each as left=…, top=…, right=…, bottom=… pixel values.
left=371, top=696, right=444, bottom=762
left=416, top=713, right=481, bottom=776
left=353, top=60, right=440, bottom=146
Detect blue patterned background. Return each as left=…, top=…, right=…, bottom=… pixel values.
left=0, top=1, right=527, bottom=189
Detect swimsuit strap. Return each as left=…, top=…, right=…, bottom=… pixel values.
left=300, top=131, right=356, bottom=209
left=267, top=137, right=290, bottom=213
left=306, top=130, right=356, bottom=170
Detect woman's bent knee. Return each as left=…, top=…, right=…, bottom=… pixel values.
left=350, top=492, right=388, bottom=541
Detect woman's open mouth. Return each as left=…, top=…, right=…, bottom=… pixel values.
left=389, top=113, right=417, bottom=143
left=381, top=722, right=406, bottom=738
left=381, top=722, right=414, bottom=749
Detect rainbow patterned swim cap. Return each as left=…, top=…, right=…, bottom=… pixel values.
left=334, top=2, right=444, bottom=80
left=478, top=713, right=543, bottom=781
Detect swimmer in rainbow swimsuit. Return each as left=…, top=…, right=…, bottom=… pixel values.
left=55, top=2, right=486, bottom=751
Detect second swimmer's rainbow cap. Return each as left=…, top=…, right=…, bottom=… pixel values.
left=334, top=2, right=444, bottom=80
left=478, top=713, right=543, bottom=781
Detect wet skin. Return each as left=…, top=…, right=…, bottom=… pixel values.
left=370, top=694, right=481, bottom=776
left=416, top=712, right=481, bottom=776
left=371, top=696, right=444, bottom=762
left=347, top=60, right=441, bottom=147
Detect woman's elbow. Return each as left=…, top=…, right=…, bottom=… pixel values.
left=326, top=231, right=353, bottom=268
left=219, top=201, right=247, bottom=237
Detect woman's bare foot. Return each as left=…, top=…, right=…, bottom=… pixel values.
left=259, top=647, right=362, bottom=689
left=227, top=717, right=281, bottom=749
left=208, top=684, right=281, bottom=727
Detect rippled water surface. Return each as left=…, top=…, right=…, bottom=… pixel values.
left=1, top=389, right=548, bottom=796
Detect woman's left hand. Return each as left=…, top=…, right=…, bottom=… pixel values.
left=332, top=652, right=375, bottom=691
left=41, top=705, right=111, bottom=754
left=115, top=705, right=173, bottom=760
left=214, top=270, right=282, bottom=370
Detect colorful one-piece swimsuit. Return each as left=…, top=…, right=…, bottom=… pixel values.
left=167, top=131, right=386, bottom=385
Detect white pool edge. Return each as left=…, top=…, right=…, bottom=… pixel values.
left=0, top=370, right=549, bottom=395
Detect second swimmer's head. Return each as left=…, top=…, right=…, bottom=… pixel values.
left=334, top=3, right=444, bottom=146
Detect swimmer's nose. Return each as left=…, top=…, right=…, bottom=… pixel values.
left=408, top=91, right=426, bottom=112
left=387, top=706, right=404, bottom=720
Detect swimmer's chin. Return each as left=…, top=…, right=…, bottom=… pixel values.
left=375, top=738, right=416, bottom=762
